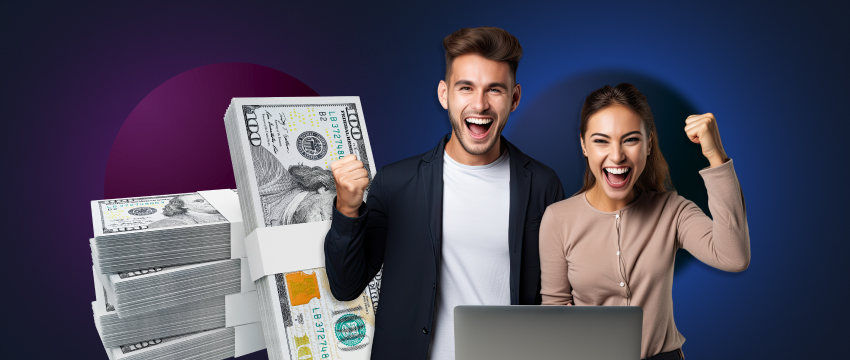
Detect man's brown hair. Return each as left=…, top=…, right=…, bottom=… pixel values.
left=443, top=27, right=523, bottom=84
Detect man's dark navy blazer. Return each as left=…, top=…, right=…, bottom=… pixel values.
left=324, top=135, right=565, bottom=359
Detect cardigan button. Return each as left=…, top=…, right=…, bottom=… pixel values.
left=422, top=327, right=429, bottom=334
left=619, top=282, right=625, bottom=287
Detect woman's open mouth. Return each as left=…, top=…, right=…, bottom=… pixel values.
left=465, top=117, right=493, bottom=140
left=603, top=166, right=631, bottom=189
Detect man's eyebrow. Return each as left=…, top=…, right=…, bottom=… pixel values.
left=453, top=80, right=509, bottom=89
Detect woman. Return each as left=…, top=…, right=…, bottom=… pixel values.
left=539, top=83, right=750, bottom=360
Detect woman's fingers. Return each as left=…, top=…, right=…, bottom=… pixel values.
left=684, top=113, right=727, bottom=166
left=685, top=113, right=714, bottom=124
left=684, top=117, right=711, bottom=144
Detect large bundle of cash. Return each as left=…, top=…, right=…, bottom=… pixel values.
left=92, top=262, right=261, bottom=348
left=92, top=245, right=243, bottom=317
left=92, top=263, right=264, bottom=360
left=255, top=268, right=378, bottom=359
left=91, top=191, right=240, bottom=274
left=224, top=97, right=381, bottom=360
left=94, top=295, right=226, bottom=349
left=90, top=189, right=264, bottom=359
left=102, top=327, right=237, bottom=360
left=93, top=265, right=234, bottom=347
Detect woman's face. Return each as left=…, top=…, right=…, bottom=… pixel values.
left=179, top=194, right=218, bottom=214
left=581, top=105, right=650, bottom=201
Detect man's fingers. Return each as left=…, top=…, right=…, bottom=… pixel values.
left=331, top=154, right=359, bottom=171
left=336, top=168, right=369, bottom=193
left=335, top=160, right=365, bottom=176
left=351, top=168, right=369, bottom=181
left=340, top=168, right=369, bottom=182
left=351, top=177, right=370, bottom=189
left=332, top=156, right=362, bottom=173
left=341, top=175, right=370, bottom=194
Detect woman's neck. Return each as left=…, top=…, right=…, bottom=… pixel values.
left=585, top=185, right=638, bottom=212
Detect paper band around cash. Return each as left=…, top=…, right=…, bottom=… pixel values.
left=196, top=189, right=247, bottom=259
left=225, top=290, right=262, bottom=328
left=243, top=221, right=331, bottom=282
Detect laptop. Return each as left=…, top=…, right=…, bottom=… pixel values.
left=455, top=305, right=642, bottom=360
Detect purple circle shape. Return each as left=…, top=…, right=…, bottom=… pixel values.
left=105, top=63, right=318, bottom=199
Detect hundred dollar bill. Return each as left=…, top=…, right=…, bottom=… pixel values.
left=92, top=192, right=228, bottom=236
left=225, top=97, right=382, bottom=360
left=104, top=327, right=235, bottom=360
left=118, top=332, right=191, bottom=356
left=94, top=286, right=228, bottom=348
left=90, top=190, right=239, bottom=274
left=258, top=268, right=378, bottom=360
left=226, top=97, right=376, bottom=231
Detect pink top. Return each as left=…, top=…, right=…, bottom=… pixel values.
left=539, top=159, right=750, bottom=359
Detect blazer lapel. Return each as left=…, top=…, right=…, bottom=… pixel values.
left=420, top=136, right=447, bottom=267
left=506, top=139, right=531, bottom=304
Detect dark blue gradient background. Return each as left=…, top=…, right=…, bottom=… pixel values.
left=2, top=1, right=848, bottom=359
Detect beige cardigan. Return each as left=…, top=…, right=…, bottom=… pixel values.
left=539, top=159, right=750, bottom=359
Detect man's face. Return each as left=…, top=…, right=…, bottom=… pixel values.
left=438, top=53, right=521, bottom=156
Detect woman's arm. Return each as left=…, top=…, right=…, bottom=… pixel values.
left=678, top=113, right=750, bottom=271
left=539, top=207, right=574, bottom=305
left=676, top=160, right=750, bottom=271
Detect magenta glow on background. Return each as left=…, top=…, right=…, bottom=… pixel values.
left=105, top=63, right=318, bottom=199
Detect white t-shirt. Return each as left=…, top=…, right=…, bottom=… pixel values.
left=429, top=149, right=512, bottom=360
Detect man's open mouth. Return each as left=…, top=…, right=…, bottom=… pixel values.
left=465, top=117, right=493, bottom=139
left=603, top=166, right=631, bottom=189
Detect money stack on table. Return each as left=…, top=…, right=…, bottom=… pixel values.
left=224, top=97, right=382, bottom=360
left=89, top=189, right=265, bottom=360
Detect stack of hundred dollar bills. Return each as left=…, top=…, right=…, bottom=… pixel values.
left=89, top=189, right=264, bottom=359
left=224, top=97, right=382, bottom=360
left=92, top=248, right=243, bottom=317
left=91, top=191, right=237, bottom=274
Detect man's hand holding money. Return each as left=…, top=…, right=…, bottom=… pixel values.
left=332, top=154, right=370, bottom=218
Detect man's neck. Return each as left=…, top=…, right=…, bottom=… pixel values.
left=444, top=132, right=504, bottom=166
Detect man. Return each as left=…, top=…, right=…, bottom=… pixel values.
left=324, top=27, right=565, bottom=360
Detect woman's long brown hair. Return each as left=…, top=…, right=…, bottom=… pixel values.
left=576, top=83, right=673, bottom=195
